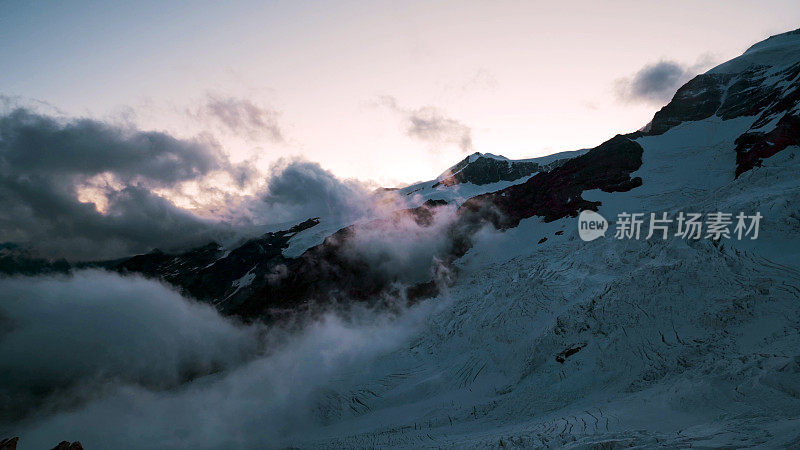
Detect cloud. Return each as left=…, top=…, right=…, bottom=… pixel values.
left=0, top=105, right=417, bottom=260
left=0, top=107, right=252, bottom=260
left=192, top=94, right=283, bottom=142
left=0, top=270, right=261, bottom=423
left=244, top=158, right=376, bottom=225
left=339, top=203, right=461, bottom=284
left=2, top=269, right=444, bottom=448
left=379, top=96, right=473, bottom=152
left=615, top=55, right=717, bottom=104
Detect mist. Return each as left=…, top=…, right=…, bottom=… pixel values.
left=339, top=203, right=462, bottom=284
left=0, top=270, right=445, bottom=448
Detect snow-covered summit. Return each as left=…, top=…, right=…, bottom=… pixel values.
left=434, top=149, right=587, bottom=186
left=710, top=27, right=800, bottom=74
left=466, top=151, right=510, bottom=163
left=436, top=152, right=512, bottom=182
left=646, top=28, right=799, bottom=178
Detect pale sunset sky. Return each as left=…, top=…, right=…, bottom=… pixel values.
left=2, top=0, right=799, bottom=186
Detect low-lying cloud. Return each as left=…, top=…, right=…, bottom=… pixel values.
left=0, top=269, right=443, bottom=448
left=339, top=203, right=461, bottom=285
left=379, top=96, right=473, bottom=153
left=0, top=271, right=261, bottom=423
left=615, top=55, right=716, bottom=104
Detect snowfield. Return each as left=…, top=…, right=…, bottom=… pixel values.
left=278, top=53, right=800, bottom=444
left=278, top=136, right=800, bottom=447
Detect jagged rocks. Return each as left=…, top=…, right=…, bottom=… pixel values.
left=735, top=113, right=800, bottom=176
left=458, top=135, right=644, bottom=229
left=434, top=154, right=542, bottom=187
left=647, top=73, right=732, bottom=136
left=111, top=217, right=321, bottom=308
left=50, top=442, right=83, bottom=450
left=555, top=343, right=587, bottom=363
left=0, top=438, right=83, bottom=450
left=0, top=437, right=17, bottom=450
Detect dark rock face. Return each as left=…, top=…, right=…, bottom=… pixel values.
left=647, top=62, right=796, bottom=137
left=555, top=343, right=586, bottom=363
left=50, top=441, right=83, bottom=450
left=434, top=154, right=545, bottom=187
left=647, top=73, right=732, bottom=136
left=717, top=66, right=782, bottom=120
left=0, top=244, right=71, bottom=276
left=100, top=200, right=458, bottom=322
left=458, top=135, right=644, bottom=229
left=646, top=57, right=800, bottom=177
left=0, top=437, right=18, bottom=450
left=111, top=218, right=321, bottom=311
left=735, top=112, right=800, bottom=176
left=733, top=63, right=800, bottom=176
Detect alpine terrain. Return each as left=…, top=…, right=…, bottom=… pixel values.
left=1, top=28, right=800, bottom=449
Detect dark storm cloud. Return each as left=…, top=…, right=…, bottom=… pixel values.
left=0, top=107, right=251, bottom=260
left=192, top=94, right=283, bottom=142
left=615, top=56, right=716, bottom=104
left=379, top=96, right=473, bottom=152
left=1, top=109, right=224, bottom=185
left=247, top=158, right=372, bottom=224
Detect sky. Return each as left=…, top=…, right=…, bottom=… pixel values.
left=2, top=1, right=798, bottom=186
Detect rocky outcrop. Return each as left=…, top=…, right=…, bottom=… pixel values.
left=647, top=73, right=732, bottom=136
left=458, top=135, right=643, bottom=229
left=0, top=438, right=83, bottom=450
left=0, top=244, right=71, bottom=276
left=434, top=154, right=541, bottom=187
left=111, top=218, right=320, bottom=309
left=50, top=442, right=83, bottom=450
left=555, top=343, right=587, bottom=363
left=645, top=30, right=800, bottom=177
left=432, top=152, right=576, bottom=188
left=732, top=62, right=800, bottom=176
left=735, top=112, right=800, bottom=176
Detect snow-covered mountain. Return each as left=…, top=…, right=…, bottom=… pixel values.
left=258, top=28, right=797, bottom=447
left=6, top=28, right=799, bottom=448
left=71, top=149, right=588, bottom=319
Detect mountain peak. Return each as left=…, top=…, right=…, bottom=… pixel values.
left=709, top=27, right=800, bottom=74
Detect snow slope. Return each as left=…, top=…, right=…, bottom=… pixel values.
left=273, top=31, right=800, bottom=448
left=278, top=154, right=800, bottom=449
left=710, top=29, right=800, bottom=74
left=272, top=121, right=800, bottom=447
